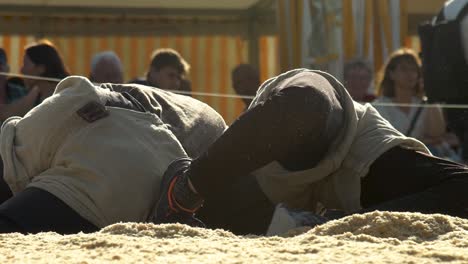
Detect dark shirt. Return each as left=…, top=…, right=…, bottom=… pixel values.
left=4, top=81, right=27, bottom=104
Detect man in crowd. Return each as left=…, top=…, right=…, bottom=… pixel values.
left=146, top=48, right=190, bottom=93
left=231, top=64, right=260, bottom=107
left=343, top=59, right=375, bottom=102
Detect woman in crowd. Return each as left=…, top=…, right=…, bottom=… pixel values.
left=0, top=40, right=69, bottom=121
left=373, top=48, right=460, bottom=161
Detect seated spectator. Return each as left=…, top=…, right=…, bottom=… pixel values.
left=146, top=48, right=189, bottom=92
left=0, top=48, right=27, bottom=105
left=373, top=48, right=460, bottom=161
left=0, top=40, right=70, bottom=122
left=343, top=59, right=375, bottom=102
left=89, top=51, right=124, bottom=84
left=21, top=40, right=69, bottom=100
left=231, top=64, right=260, bottom=107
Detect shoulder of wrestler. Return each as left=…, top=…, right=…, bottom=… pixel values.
left=53, top=76, right=98, bottom=96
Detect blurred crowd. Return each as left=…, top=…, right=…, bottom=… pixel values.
left=0, top=37, right=465, bottom=164
left=0, top=39, right=261, bottom=121
left=345, top=49, right=461, bottom=163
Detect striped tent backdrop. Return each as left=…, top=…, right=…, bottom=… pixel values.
left=278, top=0, right=410, bottom=79
left=404, top=35, right=422, bottom=53
left=0, top=34, right=279, bottom=124
left=278, top=0, right=344, bottom=77
left=277, top=0, right=304, bottom=72
left=342, top=0, right=410, bottom=85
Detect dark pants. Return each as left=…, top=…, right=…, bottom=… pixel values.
left=0, top=187, right=98, bottom=234
left=192, top=86, right=468, bottom=235
left=361, top=146, right=468, bottom=217
left=0, top=165, right=97, bottom=234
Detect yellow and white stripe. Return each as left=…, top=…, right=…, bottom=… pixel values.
left=0, top=34, right=279, bottom=124
left=278, top=0, right=344, bottom=77
left=341, top=0, right=411, bottom=87
left=277, top=0, right=304, bottom=72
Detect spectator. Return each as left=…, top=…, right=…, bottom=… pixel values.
left=21, top=40, right=69, bottom=102
left=146, top=48, right=189, bottom=91
left=0, top=48, right=27, bottom=105
left=373, top=48, right=459, bottom=161
left=0, top=40, right=69, bottom=122
left=343, top=59, right=375, bottom=102
left=231, top=64, right=260, bottom=107
left=89, top=51, right=124, bottom=84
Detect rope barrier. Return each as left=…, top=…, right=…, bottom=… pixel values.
left=0, top=72, right=61, bottom=83
left=359, top=102, right=468, bottom=109
left=0, top=71, right=255, bottom=100
left=2, top=71, right=468, bottom=109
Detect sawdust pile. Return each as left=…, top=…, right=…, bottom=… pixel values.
left=0, top=211, right=466, bottom=263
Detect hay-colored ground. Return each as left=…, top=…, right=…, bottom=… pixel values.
left=0, top=211, right=467, bottom=263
